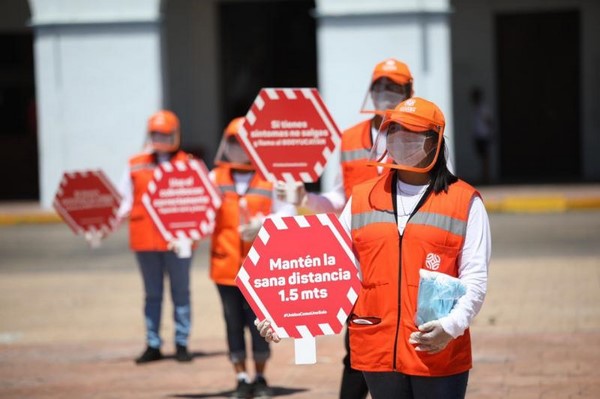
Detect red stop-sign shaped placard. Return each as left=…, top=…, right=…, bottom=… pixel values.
left=236, top=213, right=360, bottom=339
left=53, top=169, right=122, bottom=235
left=142, top=158, right=221, bottom=242
left=239, top=88, right=341, bottom=183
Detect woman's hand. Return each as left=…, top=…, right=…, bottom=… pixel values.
left=254, top=319, right=281, bottom=343
left=408, top=320, right=453, bottom=354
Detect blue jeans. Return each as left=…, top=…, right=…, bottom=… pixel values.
left=135, top=251, right=192, bottom=348
left=363, top=370, right=469, bottom=399
left=216, top=284, right=270, bottom=363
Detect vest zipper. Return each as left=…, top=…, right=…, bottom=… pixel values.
left=390, top=171, right=401, bottom=371
left=392, top=232, right=402, bottom=371
left=390, top=175, right=434, bottom=371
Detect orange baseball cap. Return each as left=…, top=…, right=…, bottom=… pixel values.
left=380, top=97, right=445, bottom=134
left=147, top=110, right=179, bottom=133
left=224, top=117, right=245, bottom=137
left=371, top=58, right=413, bottom=86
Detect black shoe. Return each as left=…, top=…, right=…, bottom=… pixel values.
left=175, top=344, right=193, bottom=362
left=135, top=346, right=162, bottom=364
left=230, top=379, right=253, bottom=399
left=252, top=376, right=273, bottom=399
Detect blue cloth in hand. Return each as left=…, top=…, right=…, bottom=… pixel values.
left=415, top=269, right=466, bottom=326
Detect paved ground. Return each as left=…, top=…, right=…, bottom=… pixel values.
left=1, top=187, right=600, bottom=398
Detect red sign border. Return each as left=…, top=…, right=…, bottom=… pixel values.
left=141, top=158, right=222, bottom=242
left=239, top=88, right=341, bottom=183
left=236, top=213, right=360, bottom=339
left=52, top=169, right=122, bottom=235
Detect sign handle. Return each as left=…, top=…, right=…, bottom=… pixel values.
left=294, top=336, right=316, bottom=365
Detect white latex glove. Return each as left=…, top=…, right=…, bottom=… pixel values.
left=408, top=320, right=453, bottom=354
left=239, top=215, right=263, bottom=242
left=167, top=237, right=193, bottom=258
left=254, top=319, right=281, bottom=343
left=274, top=181, right=307, bottom=206
left=84, top=230, right=104, bottom=249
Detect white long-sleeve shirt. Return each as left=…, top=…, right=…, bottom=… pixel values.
left=338, top=179, right=491, bottom=339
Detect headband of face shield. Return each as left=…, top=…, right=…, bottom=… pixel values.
left=368, top=115, right=444, bottom=174
left=360, top=77, right=413, bottom=115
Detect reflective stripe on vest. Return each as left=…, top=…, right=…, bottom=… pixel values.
left=351, top=209, right=395, bottom=231
left=219, top=184, right=236, bottom=194
left=409, top=212, right=468, bottom=237
left=351, top=210, right=467, bottom=238
left=217, top=186, right=271, bottom=199
left=247, top=187, right=272, bottom=199
left=341, top=148, right=370, bottom=162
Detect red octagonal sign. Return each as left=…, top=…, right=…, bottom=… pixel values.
left=239, top=88, right=341, bottom=183
left=142, top=158, right=221, bottom=242
left=53, top=169, right=122, bottom=235
left=236, top=213, right=361, bottom=339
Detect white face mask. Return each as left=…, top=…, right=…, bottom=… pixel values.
left=224, top=142, right=250, bottom=164
left=386, top=130, right=435, bottom=167
left=371, top=90, right=407, bottom=112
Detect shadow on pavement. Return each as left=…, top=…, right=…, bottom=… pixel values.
left=171, top=386, right=309, bottom=398
left=162, top=350, right=228, bottom=361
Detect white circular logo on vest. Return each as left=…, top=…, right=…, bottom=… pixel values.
left=425, top=253, right=441, bottom=270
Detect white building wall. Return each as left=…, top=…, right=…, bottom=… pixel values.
left=314, top=0, right=454, bottom=191
left=29, top=0, right=163, bottom=208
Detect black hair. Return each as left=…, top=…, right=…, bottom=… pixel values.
left=428, top=136, right=458, bottom=194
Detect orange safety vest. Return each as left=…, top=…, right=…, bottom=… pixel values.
left=128, top=150, right=191, bottom=251
left=349, top=170, right=479, bottom=376
left=340, top=119, right=380, bottom=199
left=210, top=166, right=273, bottom=286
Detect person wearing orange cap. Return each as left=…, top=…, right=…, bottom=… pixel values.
left=274, top=58, right=414, bottom=399
left=116, top=110, right=196, bottom=364
left=344, top=97, right=490, bottom=398
left=260, top=97, right=490, bottom=398
left=210, top=117, right=296, bottom=399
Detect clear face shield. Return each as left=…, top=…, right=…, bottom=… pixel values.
left=360, top=77, right=411, bottom=115
left=368, top=120, right=443, bottom=173
left=149, top=130, right=179, bottom=153
left=214, top=134, right=254, bottom=170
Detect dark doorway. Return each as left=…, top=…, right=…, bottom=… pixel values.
left=218, top=0, right=318, bottom=124
left=496, top=10, right=580, bottom=182
left=0, top=32, right=38, bottom=199
left=218, top=0, right=318, bottom=188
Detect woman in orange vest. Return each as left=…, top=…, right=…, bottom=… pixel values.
left=261, top=97, right=490, bottom=398
left=117, top=110, right=195, bottom=364
left=275, top=58, right=415, bottom=399
left=210, top=117, right=296, bottom=399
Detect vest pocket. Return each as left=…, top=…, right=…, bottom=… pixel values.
left=349, top=281, right=390, bottom=327
left=404, top=240, right=461, bottom=287
left=349, top=314, right=381, bottom=326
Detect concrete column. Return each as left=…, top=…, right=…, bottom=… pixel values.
left=29, top=0, right=163, bottom=208
left=314, top=0, right=454, bottom=191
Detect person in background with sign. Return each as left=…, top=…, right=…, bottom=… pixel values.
left=260, top=97, right=490, bottom=399
left=210, top=117, right=296, bottom=399
left=275, top=58, right=414, bottom=399
left=115, top=110, right=195, bottom=364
